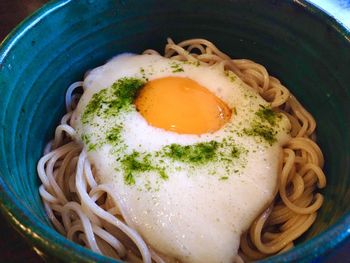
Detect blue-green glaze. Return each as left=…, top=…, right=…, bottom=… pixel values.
left=0, top=0, right=349, bottom=262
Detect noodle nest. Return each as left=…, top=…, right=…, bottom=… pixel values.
left=37, top=38, right=326, bottom=263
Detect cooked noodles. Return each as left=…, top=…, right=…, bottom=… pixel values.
left=37, top=38, right=326, bottom=262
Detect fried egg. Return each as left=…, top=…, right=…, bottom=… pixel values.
left=72, top=54, right=291, bottom=263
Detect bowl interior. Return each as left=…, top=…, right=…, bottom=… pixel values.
left=0, top=0, right=349, bottom=262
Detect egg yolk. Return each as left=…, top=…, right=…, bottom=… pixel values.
left=135, top=77, right=232, bottom=134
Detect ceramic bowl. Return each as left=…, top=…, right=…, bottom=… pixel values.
left=0, top=0, right=349, bottom=262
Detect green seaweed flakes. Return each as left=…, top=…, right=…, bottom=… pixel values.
left=243, top=123, right=277, bottom=145
left=170, top=62, right=184, bottom=73
left=163, top=141, right=219, bottom=164
left=81, top=77, right=145, bottom=123
left=81, top=89, right=108, bottom=123
left=111, top=77, right=145, bottom=106
left=121, top=151, right=167, bottom=185
left=106, top=125, right=123, bottom=145
left=81, top=133, right=101, bottom=152
left=255, top=105, right=278, bottom=126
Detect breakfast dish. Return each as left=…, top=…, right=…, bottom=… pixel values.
left=37, top=38, right=326, bottom=263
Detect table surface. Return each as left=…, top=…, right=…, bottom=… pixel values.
left=0, top=0, right=349, bottom=262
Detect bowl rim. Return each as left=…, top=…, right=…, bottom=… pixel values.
left=0, top=0, right=349, bottom=262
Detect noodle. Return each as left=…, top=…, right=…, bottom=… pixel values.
left=37, top=38, right=326, bottom=262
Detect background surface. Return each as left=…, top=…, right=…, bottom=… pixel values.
left=0, top=0, right=349, bottom=262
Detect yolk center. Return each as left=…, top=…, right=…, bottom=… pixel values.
left=134, top=77, right=232, bottom=135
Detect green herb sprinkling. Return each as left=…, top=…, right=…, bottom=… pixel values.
left=184, top=61, right=200, bottom=67
left=139, top=68, right=149, bottom=81
left=170, top=62, right=184, bottom=73
left=87, top=143, right=98, bottom=152
left=121, top=152, right=152, bottom=185
left=82, top=77, right=145, bottom=123
left=121, top=151, right=168, bottom=185
left=233, top=107, right=237, bottom=115
left=106, top=126, right=122, bottom=144
left=220, top=176, right=229, bottom=180
left=231, top=145, right=241, bottom=158
left=82, top=89, right=108, bottom=123
left=159, top=169, right=169, bottom=180
left=124, top=173, right=136, bottom=185
left=256, top=105, right=277, bottom=125
left=81, top=134, right=91, bottom=145
left=164, top=141, right=219, bottom=164
left=225, top=71, right=237, bottom=82
left=81, top=134, right=100, bottom=152
left=111, top=77, right=145, bottom=107
left=243, top=123, right=277, bottom=145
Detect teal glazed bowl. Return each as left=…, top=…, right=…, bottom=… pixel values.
left=0, top=0, right=349, bottom=262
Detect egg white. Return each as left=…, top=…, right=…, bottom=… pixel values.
left=72, top=54, right=291, bottom=263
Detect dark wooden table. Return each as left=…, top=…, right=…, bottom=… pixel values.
left=0, top=0, right=349, bottom=262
